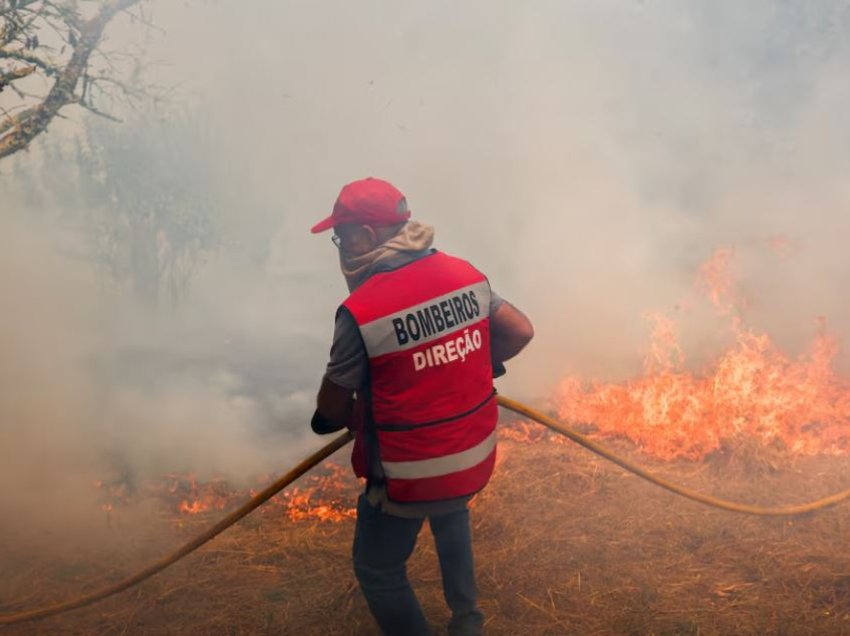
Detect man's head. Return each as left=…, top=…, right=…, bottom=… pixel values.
left=311, top=177, right=411, bottom=256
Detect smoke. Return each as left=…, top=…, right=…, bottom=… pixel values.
left=0, top=216, right=115, bottom=549
left=0, top=207, right=327, bottom=550
left=143, top=1, right=850, bottom=390
left=2, top=1, right=850, bottom=548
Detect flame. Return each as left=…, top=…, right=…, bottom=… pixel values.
left=695, top=246, right=744, bottom=322
left=554, top=247, right=850, bottom=461
left=161, top=463, right=358, bottom=521
left=282, top=488, right=356, bottom=522
left=94, top=462, right=358, bottom=522
left=161, top=473, right=236, bottom=516
left=262, top=464, right=357, bottom=522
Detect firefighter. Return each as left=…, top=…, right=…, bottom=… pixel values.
left=310, top=177, right=533, bottom=636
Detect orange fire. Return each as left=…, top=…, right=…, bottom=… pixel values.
left=166, top=463, right=357, bottom=521
left=163, top=473, right=237, bottom=515
left=94, top=463, right=359, bottom=522
left=257, top=463, right=357, bottom=523
left=554, top=247, right=850, bottom=460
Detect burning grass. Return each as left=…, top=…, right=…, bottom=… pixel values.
left=5, top=420, right=850, bottom=635
left=556, top=248, right=850, bottom=463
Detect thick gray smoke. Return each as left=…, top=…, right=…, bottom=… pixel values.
left=2, top=1, right=850, bottom=546
left=146, top=0, right=850, bottom=386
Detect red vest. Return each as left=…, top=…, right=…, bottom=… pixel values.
left=342, top=251, right=498, bottom=503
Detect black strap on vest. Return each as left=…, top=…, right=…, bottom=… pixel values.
left=372, top=388, right=497, bottom=433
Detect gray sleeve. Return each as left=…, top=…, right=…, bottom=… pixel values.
left=489, top=289, right=505, bottom=314
left=323, top=309, right=368, bottom=390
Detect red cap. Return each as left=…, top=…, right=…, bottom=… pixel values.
left=311, top=177, right=411, bottom=233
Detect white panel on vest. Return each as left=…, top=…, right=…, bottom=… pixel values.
left=359, top=281, right=491, bottom=358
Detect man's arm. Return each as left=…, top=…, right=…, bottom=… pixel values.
left=312, top=376, right=355, bottom=434
left=312, top=308, right=365, bottom=434
left=490, top=300, right=534, bottom=366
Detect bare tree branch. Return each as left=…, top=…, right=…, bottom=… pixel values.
left=0, top=62, right=35, bottom=88
left=0, top=0, right=145, bottom=161
left=0, top=103, right=37, bottom=136
left=0, top=47, right=59, bottom=76
left=74, top=93, right=122, bottom=122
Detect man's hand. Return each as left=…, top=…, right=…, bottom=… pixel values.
left=312, top=377, right=355, bottom=434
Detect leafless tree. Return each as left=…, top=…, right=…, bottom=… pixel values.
left=0, top=0, right=145, bottom=161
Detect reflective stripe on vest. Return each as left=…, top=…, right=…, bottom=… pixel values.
left=381, top=430, right=496, bottom=479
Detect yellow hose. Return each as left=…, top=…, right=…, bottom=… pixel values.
left=0, top=430, right=353, bottom=626
left=497, top=394, right=850, bottom=516
left=4, top=394, right=850, bottom=626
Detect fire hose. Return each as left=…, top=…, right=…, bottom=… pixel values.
left=4, top=393, right=850, bottom=626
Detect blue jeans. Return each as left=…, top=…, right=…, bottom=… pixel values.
left=352, top=494, right=484, bottom=636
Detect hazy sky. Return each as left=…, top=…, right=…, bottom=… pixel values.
left=2, top=0, right=850, bottom=543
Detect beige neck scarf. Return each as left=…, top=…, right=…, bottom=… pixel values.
left=340, top=221, right=435, bottom=291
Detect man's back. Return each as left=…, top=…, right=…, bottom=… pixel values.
left=343, top=250, right=499, bottom=505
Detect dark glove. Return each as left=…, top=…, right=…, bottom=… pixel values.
left=311, top=409, right=346, bottom=435
left=492, top=360, right=507, bottom=379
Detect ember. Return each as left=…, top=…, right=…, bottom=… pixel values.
left=264, top=463, right=357, bottom=523
left=94, top=462, right=359, bottom=522
left=162, top=473, right=238, bottom=515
